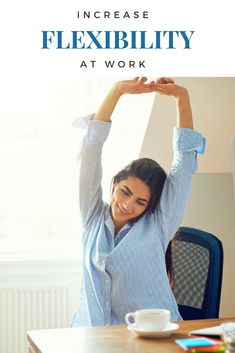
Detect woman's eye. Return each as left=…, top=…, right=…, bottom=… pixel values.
left=137, top=201, right=146, bottom=206
left=121, top=189, right=129, bottom=195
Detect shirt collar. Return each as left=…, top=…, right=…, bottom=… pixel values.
left=104, top=206, right=134, bottom=235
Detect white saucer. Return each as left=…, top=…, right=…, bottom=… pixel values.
left=127, top=322, right=179, bottom=338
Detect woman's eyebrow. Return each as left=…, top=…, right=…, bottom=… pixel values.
left=122, top=185, right=149, bottom=203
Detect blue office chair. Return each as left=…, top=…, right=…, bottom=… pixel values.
left=172, top=226, right=223, bottom=320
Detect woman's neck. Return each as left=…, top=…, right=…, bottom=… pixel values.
left=114, top=222, right=124, bottom=235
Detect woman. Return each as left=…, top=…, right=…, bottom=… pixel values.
left=71, top=77, right=205, bottom=327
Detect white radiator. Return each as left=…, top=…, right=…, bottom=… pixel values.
left=0, top=282, right=73, bottom=353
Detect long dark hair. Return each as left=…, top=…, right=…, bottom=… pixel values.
left=111, top=158, right=175, bottom=285
left=167, top=230, right=182, bottom=287
left=165, top=237, right=177, bottom=287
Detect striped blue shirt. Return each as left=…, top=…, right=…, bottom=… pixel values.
left=71, top=114, right=205, bottom=327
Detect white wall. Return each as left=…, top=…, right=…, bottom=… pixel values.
left=140, top=77, right=235, bottom=174
left=140, top=77, right=235, bottom=317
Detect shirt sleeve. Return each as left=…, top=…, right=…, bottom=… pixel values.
left=156, top=127, right=206, bottom=246
left=73, top=114, right=111, bottom=228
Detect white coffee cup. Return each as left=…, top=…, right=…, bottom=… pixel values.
left=125, top=308, right=171, bottom=331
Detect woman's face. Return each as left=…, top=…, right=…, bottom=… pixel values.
left=111, top=176, right=151, bottom=231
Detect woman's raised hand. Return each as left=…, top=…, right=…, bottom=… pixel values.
left=115, top=77, right=158, bottom=95
left=151, top=77, right=188, bottom=99
left=115, top=77, right=188, bottom=99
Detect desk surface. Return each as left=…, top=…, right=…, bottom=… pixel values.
left=27, top=317, right=235, bottom=353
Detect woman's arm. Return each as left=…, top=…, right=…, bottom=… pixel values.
left=153, top=78, right=204, bottom=244
left=78, top=77, right=157, bottom=228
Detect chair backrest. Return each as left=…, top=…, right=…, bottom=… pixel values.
left=172, top=226, right=223, bottom=320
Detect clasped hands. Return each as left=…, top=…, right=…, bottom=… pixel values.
left=114, top=77, right=188, bottom=99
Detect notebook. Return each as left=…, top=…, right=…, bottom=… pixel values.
left=175, top=337, right=222, bottom=350
left=189, top=326, right=223, bottom=339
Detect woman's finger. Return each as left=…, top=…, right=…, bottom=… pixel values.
left=156, top=77, right=175, bottom=84
left=139, top=77, right=148, bottom=83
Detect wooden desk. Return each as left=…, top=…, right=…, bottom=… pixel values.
left=27, top=317, right=235, bottom=353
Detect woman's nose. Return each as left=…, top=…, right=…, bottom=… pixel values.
left=123, top=199, right=134, bottom=212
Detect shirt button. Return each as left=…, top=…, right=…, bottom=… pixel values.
left=105, top=279, right=109, bottom=284
left=106, top=302, right=109, bottom=306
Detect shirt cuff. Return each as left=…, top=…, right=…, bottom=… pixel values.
left=72, top=114, right=112, bottom=144
left=173, top=127, right=206, bottom=154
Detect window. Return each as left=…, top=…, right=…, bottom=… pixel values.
left=0, top=76, right=154, bottom=257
